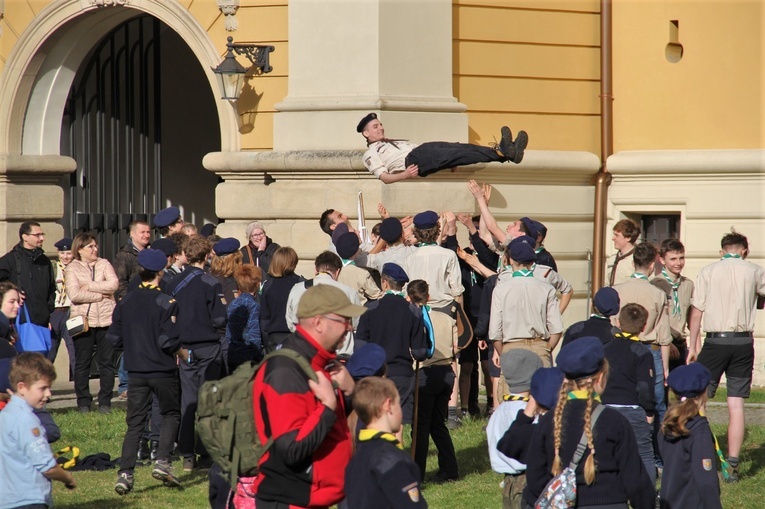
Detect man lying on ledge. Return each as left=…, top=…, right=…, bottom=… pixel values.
left=358, top=112, right=528, bottom=184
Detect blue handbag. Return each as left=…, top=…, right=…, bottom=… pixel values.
left=15, top=304, right=51, bottom=354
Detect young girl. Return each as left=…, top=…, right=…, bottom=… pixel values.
left=523, top=337, right=654, bottom=509
left=659, top=363, right=723, bottom=509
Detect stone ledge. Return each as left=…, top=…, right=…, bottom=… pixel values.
left=608, top=150, right=765, bottom=175
left=203, top=149, right=601, bottom=185
left=0, top=154, right=76, bottom=175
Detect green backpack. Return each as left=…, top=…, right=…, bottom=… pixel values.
left=196, top=348, right=318, bottom=487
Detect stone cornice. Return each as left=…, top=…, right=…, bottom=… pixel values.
left=608, top=150, right=765, bottom=177
left=0, top=154, right=76, bottom=175
left=203, top=149, right=601, bottom=185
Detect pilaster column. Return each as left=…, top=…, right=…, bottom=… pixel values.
left=273, top=0, right=467, bottom=151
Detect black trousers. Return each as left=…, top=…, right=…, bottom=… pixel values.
left=413, top=364, right=458, bottom=480
left=178, top=342, right=222, bottom=458
left=47, top=308, right=75, bottom=378
left=118, top=375, right=180, bottom=473
left=406, top=141, right=503, bottom=177
left=73, top=326, right=115, bottom=409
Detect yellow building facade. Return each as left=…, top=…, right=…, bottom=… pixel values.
left=0, top=1, right=763, bottom=379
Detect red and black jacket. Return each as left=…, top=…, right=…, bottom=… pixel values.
left=252, top=326, right=352, bottom=508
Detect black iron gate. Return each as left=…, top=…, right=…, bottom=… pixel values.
left=61, top=15, right=161, bottom=261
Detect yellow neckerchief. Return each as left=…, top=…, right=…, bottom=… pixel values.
left=139, top=283, right=160, bottom=291
left=567, top=389, right=601, bottom=402
left=358, top=429, right=403, bottom=450
left=614, top=331, right=641, bottom=342
left=503, top=394, right=530, bottom=402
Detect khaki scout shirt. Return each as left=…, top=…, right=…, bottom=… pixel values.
left=337, top=263, right=382, bottom=306
left=612, top=277, right=671, bottom=345
left=607, top=249, right=634, bottom=287
left=406, top=245, right=464, bottom=308
left=362, top=140, right=417, bottom=178
left=489, top=272, right=563, bottom=343
left=691, top=256, right=765, bottom=332
left=367, top=243, right=417, bottom=273
left=651, top=272, right=694, bottom=340
left=534, top=264, right=572, bottom=294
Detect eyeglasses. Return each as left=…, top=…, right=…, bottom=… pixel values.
left=322, top=315, right=352, bottom=327
left=250, top=232, right=265, bottom=238
left=25, top=233, right=45, bottom=238
left=83, top=244, right=98, bottom=250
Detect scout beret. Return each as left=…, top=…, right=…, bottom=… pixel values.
left=413, top=211, right=439, bottom=230
left=531, top=219, right=547, bottom=239
left=520, top=217, right=539, bottom=240
left=531, top=367, right=565, bottom=410
left=508, top=237, right=536, bottom=264
left=331, top=222, right=350, bottom=245
left=335, top=232, right=360, bottom=259
left=667, top=363, right=712, bottom=399
left=153, top=207, right=181, bottom=228
left=200, top=223, right=216, bottom=238
left=151, top=238, right=177, bottom=257
left=54, top=238, right=73, bottom=251
left=137, top=248, right=168, bottom=272
left=556, top=337, right=605, bottom=379
left=213, top=238, right=241, bottom=256
left=296, top=285, right=367, bottom=319
left=593, top=287, right=620, bottom=317
left=379, top=217, right=403, bottom=243
left=357, top=112, right=378, bottom=133
left=346, top=343, right=387, bottom=380
left=501, top=349, right=542, bottom=393
left=382, top=263, right=409, bottom=284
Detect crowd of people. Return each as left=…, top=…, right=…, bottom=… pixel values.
left=0, top=172, right=763, bottom=509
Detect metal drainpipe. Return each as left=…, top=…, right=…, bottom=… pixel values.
left=592, top=0, right=614, bottom=291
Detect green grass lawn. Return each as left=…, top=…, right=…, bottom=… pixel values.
left=711, top=386, right=765, bottom=404
left=49, top=408, right=765, bottom=508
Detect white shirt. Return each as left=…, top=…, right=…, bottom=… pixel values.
left=362, top=140, right=417, bottom=178
left=284, top=273, right=360, bottom=355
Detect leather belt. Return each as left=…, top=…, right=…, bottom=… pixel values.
left=706, top=332, right=753, bottom=339
left=640, top=341, right=661, bottom=351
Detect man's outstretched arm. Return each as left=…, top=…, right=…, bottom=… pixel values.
left=378, top=165, right=419, bottom=184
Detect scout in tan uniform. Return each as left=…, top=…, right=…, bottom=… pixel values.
left=612, top=242, right=671, bottom=431
left=334, top=232, right=382, bottom=305
left=689, top=231, right=765, bottom=482
left=405, top=211, right=464, bottom=310
left=651, top=238, right=694, bottom=372
left=607, top=218, right=641, bottom=286
left=366, top=217, right=416, bottom=273
left=489, top=237, right=563, bottom=368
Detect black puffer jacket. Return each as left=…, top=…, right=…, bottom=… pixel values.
left=0, top=243, right=55, bottom=326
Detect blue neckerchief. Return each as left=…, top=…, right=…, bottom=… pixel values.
left=421, top=305, right=435, bottom=358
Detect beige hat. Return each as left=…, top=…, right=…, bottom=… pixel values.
left=245, top=221, right=265, bottom=239
left=297, top=285, right=367, bottom=320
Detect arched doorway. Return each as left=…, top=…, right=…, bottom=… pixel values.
left=60, top=14, right=220, bottom=259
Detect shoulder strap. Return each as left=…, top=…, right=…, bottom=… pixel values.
left=171, top=270, right=201, bottom=297
left=568, top=404, right=605, bottom=469
left=245, top=245, right=256, bottom=267
left=262, top=348, right=318, bottom=384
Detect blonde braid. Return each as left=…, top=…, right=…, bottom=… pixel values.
left=551, top=379, right=572, bottom=477
left=581, top=379, right=597, bottom=485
